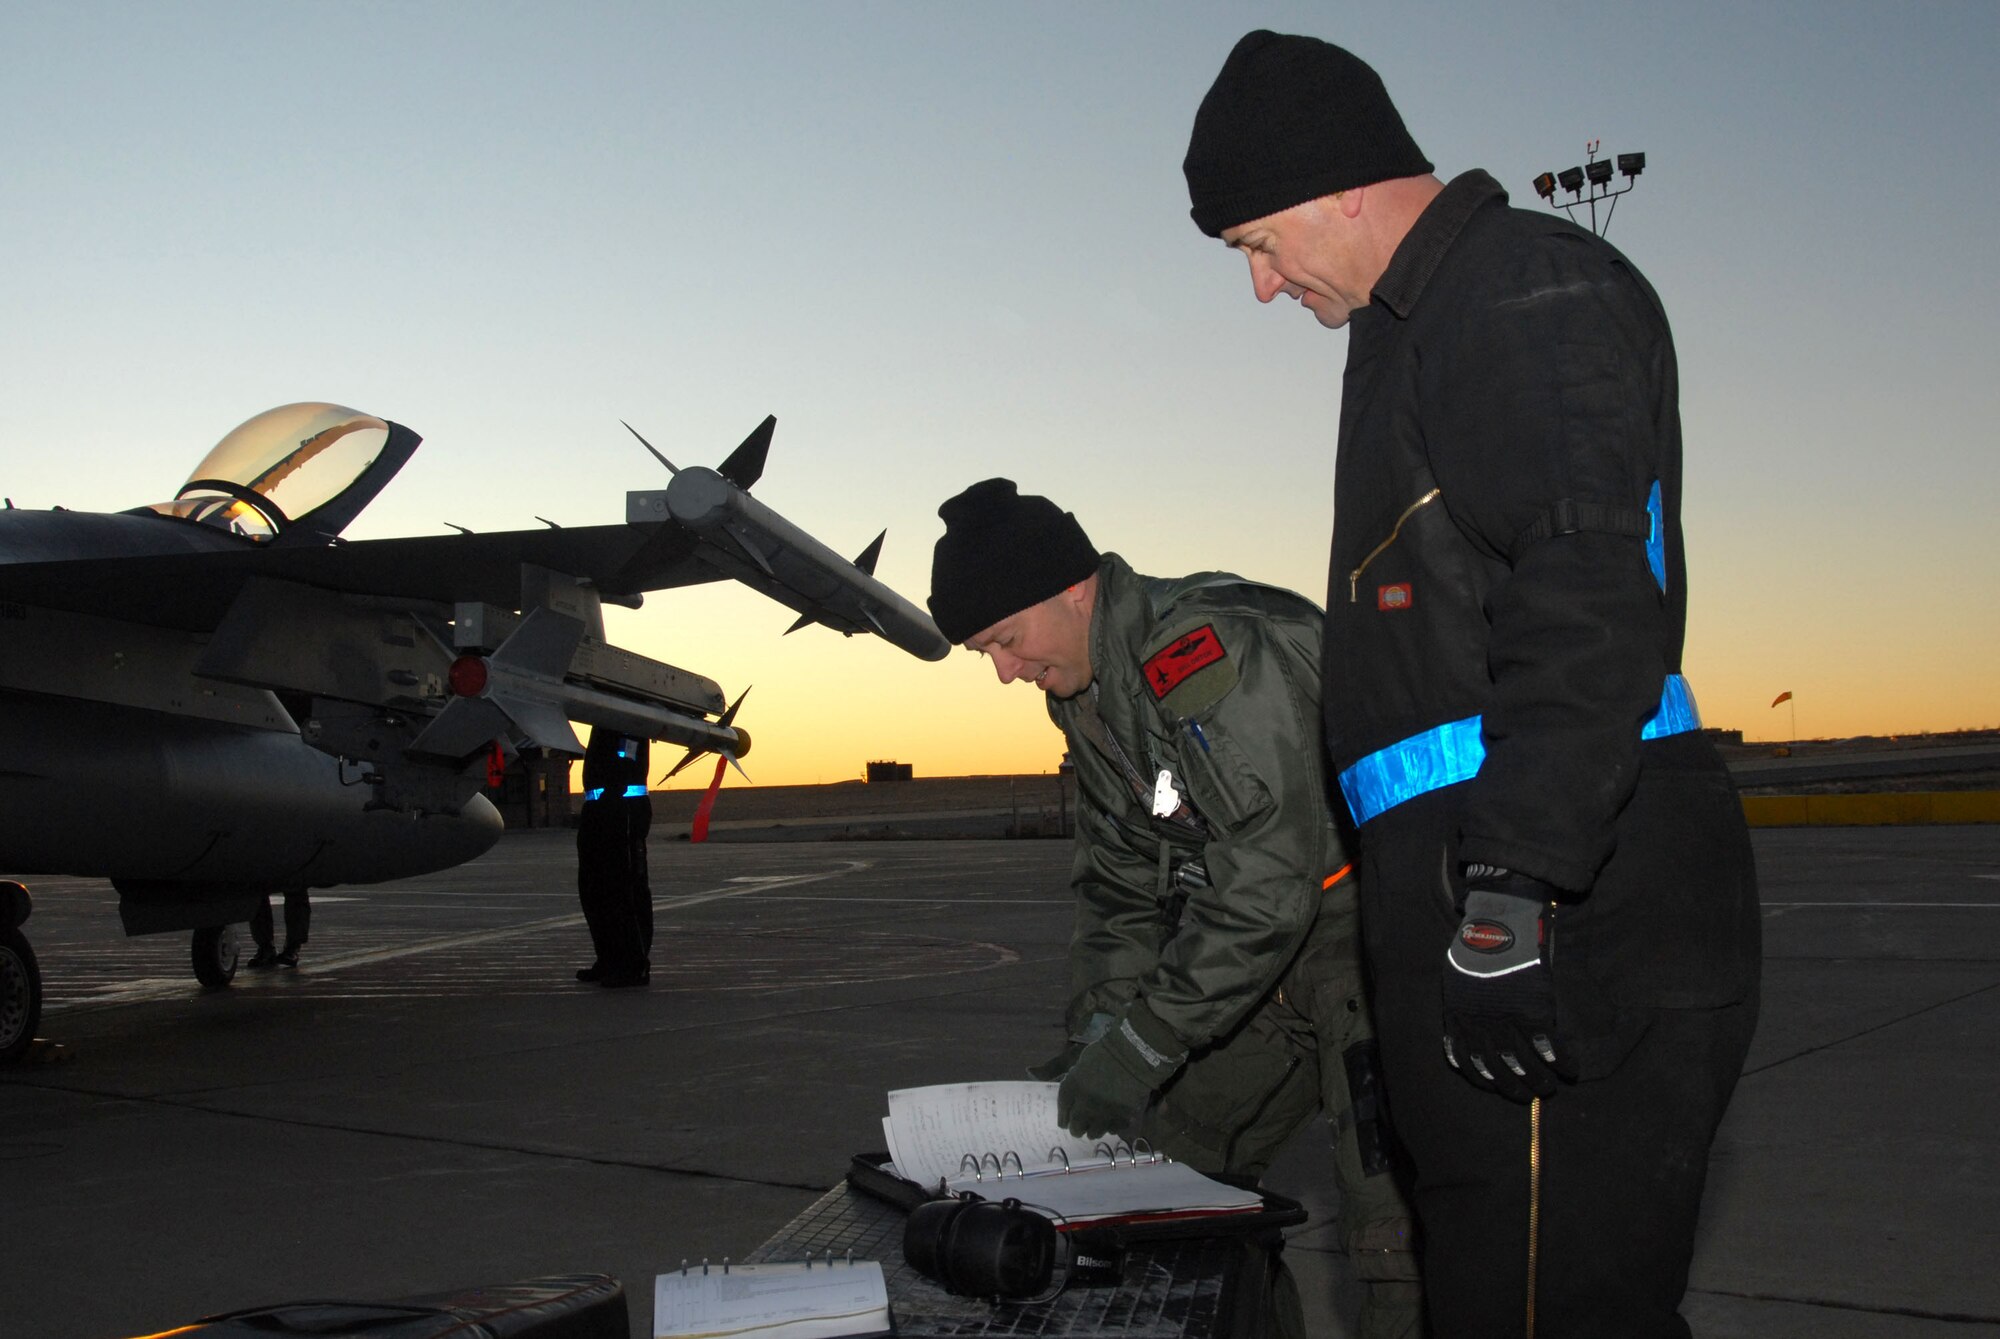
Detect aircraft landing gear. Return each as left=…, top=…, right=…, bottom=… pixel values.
left=191, top=924, right=241, bottom=990
left=0, top=926, right=40, bottom=1064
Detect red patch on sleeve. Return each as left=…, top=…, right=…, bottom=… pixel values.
left=1144, top=624, right=1227, bottom=699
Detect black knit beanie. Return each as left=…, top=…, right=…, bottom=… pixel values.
left=928, top=479, right=1100, bottom=645
left=1184, top=30, right=1432, bottom=238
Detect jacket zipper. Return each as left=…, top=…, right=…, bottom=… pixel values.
left=1349, top=487, right=1442, bottom=602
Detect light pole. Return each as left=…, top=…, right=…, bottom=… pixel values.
left=1533, top=141, right=1644, bottom=238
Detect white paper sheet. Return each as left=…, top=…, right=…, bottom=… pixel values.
left=654, top=1261, right=887, bottom=1339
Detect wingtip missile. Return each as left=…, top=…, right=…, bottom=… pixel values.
left=666, top=467, right=950, bottom=661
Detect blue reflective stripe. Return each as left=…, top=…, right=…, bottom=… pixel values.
left=582, top=787, right=605, bottom=802
left=1337, top=717, right=1487, bottom=829
left=1641, top=673, right=1700, bottom=739
left=623, top=783, right=650, bottom=798
left=1338, top=674, right=1702, bottom=825
left=1646, top=480, right=1666, bottom=593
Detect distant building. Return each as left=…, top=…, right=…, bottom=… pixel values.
left=866, top=760, right=914, bottom=783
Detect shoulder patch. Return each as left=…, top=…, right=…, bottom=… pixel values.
left=1143, top=623, right=1227, bottom=701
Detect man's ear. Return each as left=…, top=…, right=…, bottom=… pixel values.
left=1334, top=186, right=1365, bottom=220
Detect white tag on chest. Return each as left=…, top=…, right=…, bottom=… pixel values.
left=1152, top=769, right=1180, bottom=818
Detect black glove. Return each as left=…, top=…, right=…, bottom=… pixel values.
left=1441, top=865, right=1578, bottom=1103
left=1056, top=1002, right=1186, bottom=1140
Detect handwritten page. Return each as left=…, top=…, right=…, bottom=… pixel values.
left=654, top=1261, right=888, bottom=1339
left=884, top=1082, right=1112, bottom=1186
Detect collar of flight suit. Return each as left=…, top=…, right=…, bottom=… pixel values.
left=1368, top=168, right=1506, bottom=321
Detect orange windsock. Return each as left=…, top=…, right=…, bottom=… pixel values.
left=1770, top=691, right=1793, bottom=708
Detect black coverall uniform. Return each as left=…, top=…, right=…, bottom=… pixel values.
left=577, top=729, right=653, bottom=980
left=1323, top=171, right=1760, bottom=1337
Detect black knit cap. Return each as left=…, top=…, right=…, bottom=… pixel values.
left=1184, top=30, right=1432, bottom=238
left=928, top=479, right=1100, bottom=645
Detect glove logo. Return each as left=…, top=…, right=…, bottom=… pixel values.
left=1458, top=920, right=1514, bottom=953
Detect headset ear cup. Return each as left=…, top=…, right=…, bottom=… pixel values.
left=902, top=1198, right=1060, bottom=1298
left=951, top=1200, right=1059, bottom=1298
left=902, top=1199, right=964, bottom=1285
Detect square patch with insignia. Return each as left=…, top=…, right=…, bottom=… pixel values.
left=1144, top=624, right=1226, bottom=700
left=1377, top=583, right=1413, bottom=611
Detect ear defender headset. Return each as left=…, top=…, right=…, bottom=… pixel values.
left=902, top=1196, right=1070, bottom=1301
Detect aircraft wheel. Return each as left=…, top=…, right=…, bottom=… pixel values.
left=191, top=925, right=240, bottom=990
left=0, top=928, right=40, bottom=1064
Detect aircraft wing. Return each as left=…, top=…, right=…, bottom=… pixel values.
left=0, top=524, right=693, bottom=631
left=0, top=415, right=949, bottom=662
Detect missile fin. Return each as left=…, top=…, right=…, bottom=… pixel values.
left=852, top=529, right=886, bottom=576
left=408, top=697, right=511, bottom=760
left=718, top=415, right=774, bottom=491
left=488, top=692, right=585, bottom=755
left=490, top=607, right=587, bottom=678
left=622, top=420, right=679, bottom=475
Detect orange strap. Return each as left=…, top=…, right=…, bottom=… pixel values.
left=1321, top=863, right=1354, bottom=890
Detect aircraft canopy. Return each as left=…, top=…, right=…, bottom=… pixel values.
left=147, top=403, right=394, bottom=542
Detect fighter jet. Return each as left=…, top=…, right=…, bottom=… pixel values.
left=0, top=402, right=948, bottom=1061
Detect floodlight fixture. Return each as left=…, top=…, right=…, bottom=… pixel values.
left=1535, top=142, right=1646, bottom=237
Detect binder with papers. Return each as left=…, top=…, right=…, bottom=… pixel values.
left=861, top=1081, right=1277, bottom=1232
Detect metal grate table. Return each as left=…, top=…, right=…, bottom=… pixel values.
left=745, top=1182, right=1276, bottom=1338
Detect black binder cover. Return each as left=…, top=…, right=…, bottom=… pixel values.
left=845, top=1151, right=1307, bottom=1247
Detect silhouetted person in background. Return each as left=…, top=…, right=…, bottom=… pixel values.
left=247, top=886, right=310, bottom=969
left=575, top=728, right=653, bottom=988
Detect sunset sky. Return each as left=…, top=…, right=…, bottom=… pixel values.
left=4, top=2, right=1994, bottom=789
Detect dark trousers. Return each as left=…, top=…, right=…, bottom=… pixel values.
left=1359, top=774, right=1759, bottom=1338
left=250, top=888, right=310, bottom=951
left=577, top=797, right=653, bottom=972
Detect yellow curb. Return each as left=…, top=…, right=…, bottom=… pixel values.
left=1742, top=791, right=2000, bottom=827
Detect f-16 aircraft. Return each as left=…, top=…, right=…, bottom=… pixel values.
left=0, top=402, right=948, bottom=1061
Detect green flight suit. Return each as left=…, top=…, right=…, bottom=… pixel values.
left=1048, top=554, right=1420, bottom=1334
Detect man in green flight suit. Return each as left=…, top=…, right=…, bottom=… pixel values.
left=929, top=478, right=1421, bottom=1338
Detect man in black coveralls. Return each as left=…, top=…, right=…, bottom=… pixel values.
left=1181, top=31, right=1762, bottom=1338
left=575, top=727, right=653, bottom=988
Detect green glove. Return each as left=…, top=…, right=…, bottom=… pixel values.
left=1028, top=1012, right=1115, bottom=1082
left=1056, top=1002, right=1187, bottom=1140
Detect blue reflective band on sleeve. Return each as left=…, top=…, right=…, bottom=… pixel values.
left=1646, top=480, right=1666, bottom=593
left=1338, top=674, right=1703, bottom=826
left=1338, top=716, right=1488, bottom=828
left=623, top=783, right=650, bottom=798
left=582, top=787, right=605, bottom=802
left=1641, top=673, right=1700, bottom=739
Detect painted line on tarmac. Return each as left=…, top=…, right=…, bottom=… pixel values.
left=52, top=861, right=874, bottom=1008
left=311, top=860, right=873, bottom=972
left=738, top=894, right=1071, bottom=904
left=1765, top=900, right=2000, bottom=907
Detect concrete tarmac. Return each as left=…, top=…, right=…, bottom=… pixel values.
left=3, top=826, right=1996, bottom=1338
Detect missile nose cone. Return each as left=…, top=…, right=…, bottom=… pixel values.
left=730, top=727, right=752, bottom=760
